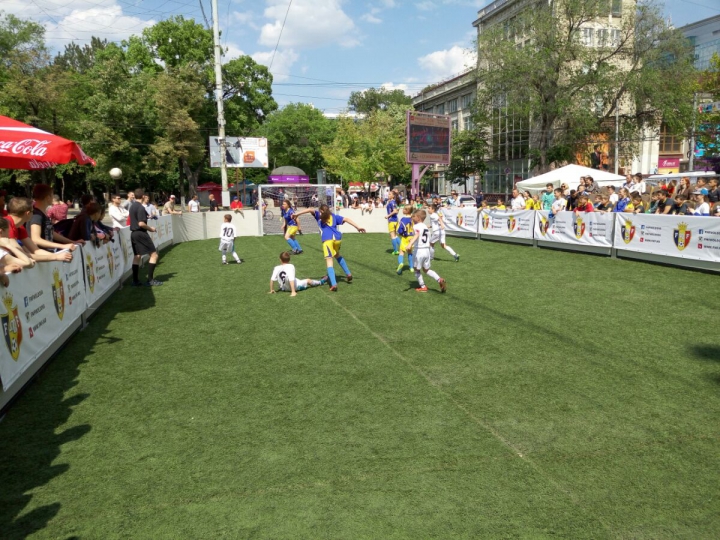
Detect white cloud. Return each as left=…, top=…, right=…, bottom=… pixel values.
left=417, top=46, right=476, bottom=80
left=231, top=11, right=255, bottom=25
left=415, top=1, right=437, bottom=11
left=259, top=0, right=359, bottom=49
left=361, top=13, right=383, bottom=24
left=381, top=82, right=409, bottom=93
left=251, top=48, right=299, bottom=81
left=44, top=5, right=154, bottom=48
left=224, top=43, right=246, bottom=60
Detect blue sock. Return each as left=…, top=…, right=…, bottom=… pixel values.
left=327, top=266, right=337, bottom=286
left=390, top=238, right=396, bottom=251
left=408, top=253, right=414, bottom=267
left=292, top=238, right=302, bottom=251
left=336, top=256, right=351, bottom=275
left=398, top=253, right=404, bottom=265
left=393, top=238, right=400, bottom=252
left=286, top=238, right=295, bottom=250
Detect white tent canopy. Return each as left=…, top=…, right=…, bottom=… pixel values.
left=516, top=164, right=625, bottom=193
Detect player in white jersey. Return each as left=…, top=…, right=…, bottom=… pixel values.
left=407, top=209, right=446, bottom=293
left=429, top=203, right=459, bottom=262
left=269, top=251, right=327, bottom=296
left=218, top=214, right=243, bottom=264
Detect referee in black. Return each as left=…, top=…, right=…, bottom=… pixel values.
left=130, top=188, right=163, bottom=287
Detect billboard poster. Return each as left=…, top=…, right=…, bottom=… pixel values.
left=478, top=209, right=534, bottom=239
left=209, top=137, right=269, bottom=168
left=535, top=210, right=614, bottom=248
left=406, top=111, right=451, bottom=165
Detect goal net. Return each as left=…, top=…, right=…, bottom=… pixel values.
left=257, top=184, right=340, bottom=235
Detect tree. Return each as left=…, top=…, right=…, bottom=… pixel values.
left=348, top=87, right=412, bottom=114
left=446, top=129, right=488, bottom=186
left=322, top=105, right=410, bottom=185
left=696, top=53, right=720, bottom=173
left=260, top=103, right=335, bottom=176
left=475, top=0, right=697, bottom=172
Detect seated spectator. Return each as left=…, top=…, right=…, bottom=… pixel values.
left=585, top=176, right=599, bottom=193
left=693, top=192, right=710, bottom=216
left=0, top=189, right=7, bottom=217
left=667, top=179, right=677, bottom=196
left=655, top=189, right=674, bottom=215
left=495, top=199, right=506, bottom=210
left=607, top=185, right=619, bottom=206
left=28, top=184, right=81, bottom=252
left=574, top=194, right=594, bottom=213
left=675, top=177, right=692, bottom=200
left=142, top=195, right=159, bottom=220
left=5, top=197, right=73, bottom=263
left=713, top=203, right=720, bottom=217
left=692, top=178, right=709, bottom=196
left=162, top=195, right=183, bottom=215
left=95, top=207, right=115, bottom=244
left=634, top=173, right=647, bottom=194
left=672, top=195, right=689, bottom=215
left=531, top=193, right=541, bottom=210
left=68, top=202, right=102, bottom=246
left=46, top=195, right=68, bottom=224
left=0, top=217, right=34, bottom=273
left=550, top=188, right=567, bottom=217
left=647, top=191, right=660, bottom=214
left=630, top=192, right=645, bottom=214
left=230, top=196, right=243, bottom=212
left=707, top=179, right=719, bottom=204
left=614, top=188, right=631, bottom=212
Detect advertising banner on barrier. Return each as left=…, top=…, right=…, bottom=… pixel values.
left=0, top=256, right=85, bottom=391
left=478, top=209, right=535, bottom=239
left=614, top=213, right=720, bottom=262
left=119, top=229, right=133, bottom=276
left=535, top=210, right=614, bottom=247
left=441, top=206, right=478, bottom=235
left=82, top=242, right=119, bottom=306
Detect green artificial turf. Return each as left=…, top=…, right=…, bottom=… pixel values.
left=0, top=233, right=718, bottom=539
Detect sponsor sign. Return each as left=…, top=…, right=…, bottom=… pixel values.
left=535, top=210, right=614, bottom=248
left=0, top=257, right=85, bottom=391
left=406, top=111, right=452, bottom=165
left=83, top=241, right=119, bottom=306
left=478, top=209, right=534, bottom=239
left=614, top=213, right=720, bottom=263
left=441, top=206, right=478, bottom=235
left=209, top=137, right=268, bottom=168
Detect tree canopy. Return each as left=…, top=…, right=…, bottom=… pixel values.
left=347, top=87, right=412, bottom=114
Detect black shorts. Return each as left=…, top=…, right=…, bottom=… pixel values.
left=131, top=230, right=156, bottom=256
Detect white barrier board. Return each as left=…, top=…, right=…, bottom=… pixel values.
left=441, top=207, right=479, bottom=235
left=479, top=209, right=535, bottom=239
left=82, top=241, right=120, bottom=306
left=614, top=213, right=720, bottom=262
left=0, top=256, right=85, bottom=391
left=535, top=210, right=614, bottom=247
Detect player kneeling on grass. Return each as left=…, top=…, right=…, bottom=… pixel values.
left=269, top=251, right=327, bottom=297
left=407, top=210, right=446, bottom=293
left=219, top=214, right=243, bottom=265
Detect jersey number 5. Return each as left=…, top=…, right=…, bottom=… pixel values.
left=421, top=229, right=429, bottom=243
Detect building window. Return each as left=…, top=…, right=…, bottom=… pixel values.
left=436, top=103, right=445, bottom=114
left=611, top=0, right=621, bottom=17
left=463, top=115, right=473, bottom=131
left=610, top=29, right=621, bottom=47
left=581, top=27, right=594, bottom=47
left=448, top=98, right=458, bottom=113
left=596, top=29, right=609, bottom=47
left=451, top=120, right=459, bottom=132
left=461, top=94, right=473, bottom=109
left=659, top=124, right=681, bottom=154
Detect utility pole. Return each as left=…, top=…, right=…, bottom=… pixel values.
left=614, top=98, right=619, bottom=175
left=211, top=0, right=229, bottom=207
left=689, top=92, right=698, bottom=172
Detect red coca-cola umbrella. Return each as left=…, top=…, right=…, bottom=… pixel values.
left=0, top=115, right=95, bottom=170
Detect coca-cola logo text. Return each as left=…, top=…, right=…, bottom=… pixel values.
left=0, top=139, right=51, bottom=157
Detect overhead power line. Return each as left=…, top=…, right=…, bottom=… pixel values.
left=269, top=0, right=293, bottom=71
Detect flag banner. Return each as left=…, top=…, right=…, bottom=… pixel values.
left=441, top=206, right=479, bottom=234
left=0, top=256, right=85, bottom=391
left=535, top=210, right=614, bottom=247
left=479, top=209, right=535, bottom=239
left=82, top=242, right=119, bottom=307
left=614, top=213, right=720, bottom=263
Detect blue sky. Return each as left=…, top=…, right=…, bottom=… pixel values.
left=4, top=0, right=719, bottom=115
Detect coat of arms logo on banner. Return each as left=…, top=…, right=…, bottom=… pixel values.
left=2, top=293, right=23, bottom=361
left=107, top=244, right=114, bottom=279
left=85, top=253, right=96, bottom=293
left=507, top=215, right=516, bottom=232
left=621, top=220, right=635, bottom=244
left=456, top=212, right=463, bottom=227
left=673, top=222, right=691, bottom=251
left=538, top=216, right=549, bottom=236
left=51, top=268, right=65, bottom=321
left=573, top=216, right=586, bottom=239
left=481, top=214, right=490, bottom=230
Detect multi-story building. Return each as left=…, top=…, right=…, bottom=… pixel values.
left=411, top=71, right=477, bottom=194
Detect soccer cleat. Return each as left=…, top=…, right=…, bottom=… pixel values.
left=145, top=280, right=163, bottom=286
left=296, top=250, right=303, bottom=254
left=237, top=259, right=244, bottom=263
left=392, top=250, right=399, bottom=256
left=222, top=261, right=229, bottom=265
left=415, top=286, right=428, bottom=292
left=439, top=278, right=447, bottom=293
left=346, top=274, right=352, bottom=283
left=329, top=285, right=338, bottom=292
left=396, top=264, right=403, bottom=275
left=131, top=281, right=143, bottom=287
left=454, top=254, right=460, bottom=262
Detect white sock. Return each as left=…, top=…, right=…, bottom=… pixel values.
left=427, top=269, right=440, bottom=282
left=309, top=279, right=322, bottom=287
left=430, top=246, right=435, bottom=259
left=444, top=245, right=457, bottom=257
left=414, top=270, right=425, bottom=287
left=222, top=254, right=227, bottom=262
left=233, top=252, right=240, bottom=261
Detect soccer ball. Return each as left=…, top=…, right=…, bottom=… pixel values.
left=109, top=168, right=122, bottom=180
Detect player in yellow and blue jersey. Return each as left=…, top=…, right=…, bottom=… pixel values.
left=396, top=205, right=415, bottom=275
left=385, top=191, right=400, bottom=255
left=294, top=204, right=366, bottom=291
left=281, top=200, right=303, bottom=254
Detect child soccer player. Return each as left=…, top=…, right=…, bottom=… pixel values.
left=407, top=210, right=446, bottom=293
left=219, top=214, right=243, bottom=264
left=396, top=206, right=414, bottom=274
left=385, top=191, right=400, bottom=255
left=294, top=204, right=365, bottom=291
left=429, top=203, right=459, bottom=262
left=281, top=200, right=303, bottom=254
left=269, top=251, right=327, bottom=297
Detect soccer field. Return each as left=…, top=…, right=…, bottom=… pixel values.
left=1, top=234, right=718, bottom=539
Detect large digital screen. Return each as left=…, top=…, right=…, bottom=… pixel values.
left=209, top=137, right=268, bottom=168
left=406, top=111, right=452, bottom=165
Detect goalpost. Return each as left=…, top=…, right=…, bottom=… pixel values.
left=257, top=184, right=341, bottom=235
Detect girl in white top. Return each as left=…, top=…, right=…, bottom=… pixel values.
left=429, top=203, right=459, bottom=262
left=408, top=210, right=446, bottom=293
